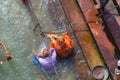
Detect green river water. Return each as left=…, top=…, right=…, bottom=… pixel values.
left=0, top=0, right=77, bottom=80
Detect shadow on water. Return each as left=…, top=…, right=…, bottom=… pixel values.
left=0, top=0, right=78, bottom=80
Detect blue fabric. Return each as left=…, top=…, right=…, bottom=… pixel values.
left=32, top=48, right=57, bottom=71
left=32, top=56, right=41, bottom=68
left=100, top=0, right=109, bottom=7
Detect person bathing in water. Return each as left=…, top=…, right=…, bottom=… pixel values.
left=47, top=32, right=74, bottom=58
left=32, top=48, right=57, bottom=71
left=0, top=41, right=12, bottom=64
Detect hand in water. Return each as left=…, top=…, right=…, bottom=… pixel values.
left=0, top=61, right=3, bottom=64
left=6, top=55, right=12, bottom=61
left=32, top=50, right=38, bottom=55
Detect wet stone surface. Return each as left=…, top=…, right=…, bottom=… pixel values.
left=48, top=0, right=73, bottom=34
left=48, top=0, right=92, bottom=79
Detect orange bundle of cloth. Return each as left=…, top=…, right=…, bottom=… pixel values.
left=47, top=32, right=74, bottom=58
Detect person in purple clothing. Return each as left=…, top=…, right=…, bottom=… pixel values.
left=32, top=48, right=57, bottom=71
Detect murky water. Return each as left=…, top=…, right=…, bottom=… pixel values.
left=0, top=0, right=76, bottom=80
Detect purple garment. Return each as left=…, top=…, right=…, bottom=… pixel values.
left=37, top=48, right=57, bottom=71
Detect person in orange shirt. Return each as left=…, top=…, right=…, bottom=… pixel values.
left=47, top=32, right=74, bottom=58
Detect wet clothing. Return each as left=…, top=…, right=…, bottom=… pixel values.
left=32, top=48, right=57, bottom=71
left=50, top=34, right=74, bottom=58
left=100, top=0, right=109, bottom=8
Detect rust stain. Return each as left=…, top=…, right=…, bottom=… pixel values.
left=60, top=1, right=105, bottom=79
left=77, top=0, right=117, bottom=79
left=48, top=0, right=91, bottom=79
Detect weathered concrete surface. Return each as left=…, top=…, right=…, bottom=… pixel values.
left=48, top=0, right=89, bottom=80
left=77, top=0, right=117, bottom=79
left=48, top=0, right=73, bottom=34
left=59, top=0, right=107, bottom=79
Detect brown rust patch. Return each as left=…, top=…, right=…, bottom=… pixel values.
left=77, top=0, right=117, bottom=79
left=48, top=0, right=91, bottom=79
left=59, top=0, right=105, bottom=79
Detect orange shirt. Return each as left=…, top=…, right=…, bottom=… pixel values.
left=50, top=34, right=74, bottom=58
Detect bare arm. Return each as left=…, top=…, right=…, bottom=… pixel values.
left=47, top=34, right=58, bottom=40
left=0, top=42, right=12, bottom=61
left=0, top=42, right=9, bottom=55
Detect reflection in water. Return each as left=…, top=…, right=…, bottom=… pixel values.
left=0, top=0, right=76, bottom=80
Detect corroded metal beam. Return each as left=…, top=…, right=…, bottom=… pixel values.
left=59, top=0, right=105, bottom=79
left=77, top=0, right=117, bottom=79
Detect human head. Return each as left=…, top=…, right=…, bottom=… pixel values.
left=58, top=36, right=65, bottom=42
left=43, top=48, right=49, bottom=54
left=40, top=48, right=49, bottom=58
